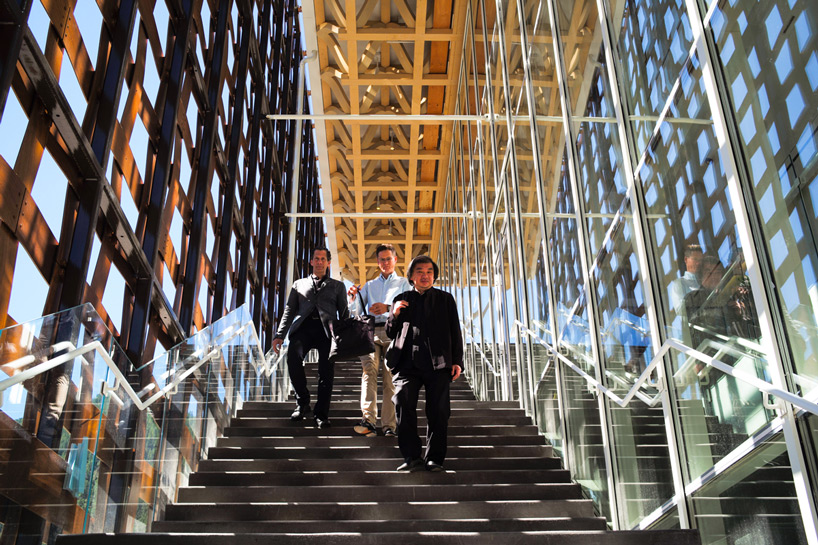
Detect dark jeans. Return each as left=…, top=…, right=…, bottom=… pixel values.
left=287, top=319, right=333, bottom=419
left=393, top=368, right=451, bottom=464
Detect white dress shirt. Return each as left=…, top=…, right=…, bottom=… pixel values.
left=350, top=271, right=412, bottom=324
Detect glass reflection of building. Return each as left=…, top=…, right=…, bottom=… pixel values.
left=443, top=0, right=818, bottom=542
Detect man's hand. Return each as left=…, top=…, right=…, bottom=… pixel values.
left=368, top=302, right=389, bottom=315
left=271, top=338, right=284, bottom=355
left=451, top=364, right=462, bottom=381
left=347, top=284, right=361, bottom=300
left=393, top=300, right=409, bottom=316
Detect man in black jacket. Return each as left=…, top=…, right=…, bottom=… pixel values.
left=272, top=247, right=349, bottom=428
left=385, top=256, right=463, bottom=472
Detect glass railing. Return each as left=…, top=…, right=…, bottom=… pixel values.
left=512, top=318, right=818, bottom=539
left=0, top=303, right=287, bottom=536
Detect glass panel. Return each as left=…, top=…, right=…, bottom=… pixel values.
left=672, top=345, right=775, bottom=480
left=535, top=360, right=564, bottom=460
left=0, top=304, right=276, bottom=535
left=691, top=434, right=809, bottom=544
left=610, top=398, right=673, bottom=528
left=549, top=153, right=593, bottom=371
left=709, top=0, right=818, bottom=398
left=636, top=52, right=774, bottom=474
left=561, top=333, right=610, bottom=520
left=593, top=217, right=653, bottom=380
left=476, top=0, right=492, bottom=119
left=560, top=0, right=600, bottom=112
left=505, top=0, right=527, bottom=118
left=611, top=0, right=694, bottom=155
left=493, top=196, right=517, bottom=400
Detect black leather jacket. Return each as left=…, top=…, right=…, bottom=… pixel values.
left=385, top=287, right=463, bottom=372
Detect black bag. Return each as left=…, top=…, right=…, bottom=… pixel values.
left=330, top=314, right=376, bottom=360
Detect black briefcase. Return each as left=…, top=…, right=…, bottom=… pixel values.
left=329, top=315, right=376, bottom=360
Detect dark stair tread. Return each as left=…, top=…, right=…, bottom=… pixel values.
left=224, top=424, right=541, bottom=436
left=59, top=530, right=701, bottom=545
left=162, top=498, right=598, bottom=520
left=195, top=456, right=564, bottom=471
left=188, top=468, right=574, bottom=486
left=152, top=517, right=609, bottom=533
left=176, top=482, right=585, bottom=502
left=53, top=359, right=701, bottom=545
left=205, top=444, right=553, bottom=459
left=216, top=435, right=545, bottom=447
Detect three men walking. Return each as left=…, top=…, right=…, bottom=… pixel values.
left=272, top=246, right=462, bottom=472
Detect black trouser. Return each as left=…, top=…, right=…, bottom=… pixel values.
left=393, top=367, right=451, bottom=464
left=287, top=319, right=333, bottom=419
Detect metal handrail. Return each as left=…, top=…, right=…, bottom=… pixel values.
left=461, top=320, right=503, bottom=376
left=0, top=306, right=270, bottom=411
left=514, top=319, right=818, bottom=416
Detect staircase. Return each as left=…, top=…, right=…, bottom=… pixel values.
left=58, top=359, right=700, bottom=544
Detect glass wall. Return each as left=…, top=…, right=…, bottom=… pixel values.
left=441, top=0, right=818, bottom=540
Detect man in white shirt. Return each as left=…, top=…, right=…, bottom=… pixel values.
left=348, top=244, right=411, bottom=436
left=669, top=244, right=703, bottom=314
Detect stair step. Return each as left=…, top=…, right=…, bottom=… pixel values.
left=162, top=498, right=597, bottom=521
left=224, top=424, right=541, bottom=436
left=59, top=530, right=701, bottom=545
left=55, top=352, right=701, bottom=545
left=237, top=406, right=522, bottom=417
left=188, top=468, right=574, bottom=486
left=216, top=435, right=545, bottom=447
left=206, top=444, right=553, bottom=459
left=152, top=517, right=608, bottom=534
left=242, top=398, right=520, bottom=410
left=195, top=456, right=564, bottom=472
left=233, top=415, right=535, bottom=426
left=176, top=482, right=584, bottom=503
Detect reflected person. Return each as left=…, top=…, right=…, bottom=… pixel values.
left=669, top=244, right=703, bottom=314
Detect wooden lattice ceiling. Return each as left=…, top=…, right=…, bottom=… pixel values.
left=302, top=0, right=599, bottom=285
left=304, top=0, right=470, bottom=284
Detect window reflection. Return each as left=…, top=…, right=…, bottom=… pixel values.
left=613, top=0, right=694, bottom=153
left=710, top=0, right=818, bottom=397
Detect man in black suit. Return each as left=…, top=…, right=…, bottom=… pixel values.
left=386, top=256, right=463, bottom=472
left=272, top=247, right=349, bottom=428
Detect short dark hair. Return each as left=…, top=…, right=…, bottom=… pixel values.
left=312, top=246, right=332, bottom=261
left=407, top=255, right=438, bottom=285
left=375, top=243, right=396, bottom=258
left=684, top=244, right=703, bottom=258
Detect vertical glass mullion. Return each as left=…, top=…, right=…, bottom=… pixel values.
left=513, top=0, right=563, bottom=424
left=493, top=0, right=530, bottom=411
left=682, top=0, right=818, bottom=537
left=479, top=0, right=505, bottom=399
left=544, top=0, right=618, bottom=526
left=594, top=0, right=692, bottom=529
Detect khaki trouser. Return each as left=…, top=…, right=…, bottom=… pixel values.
left=359, top=325, right=396, bottom=430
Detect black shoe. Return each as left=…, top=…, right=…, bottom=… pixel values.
left=291, top=405, right=312, bottom=421
left=425, top=460, right=444, bottom=472
left=397, top=458, right=424, bottom=472
left=314, top=416, right=332, bottom=429
left=353, top=419, right=377, bottom=436
left=383, top=428, right=397, bottom=438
